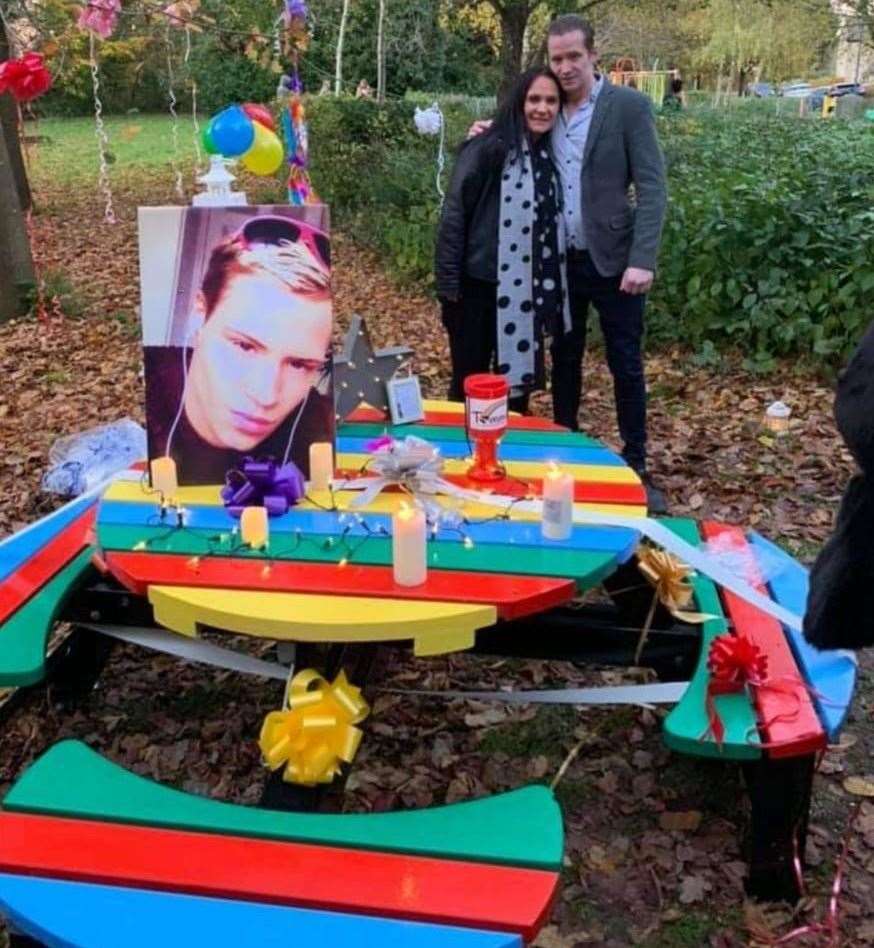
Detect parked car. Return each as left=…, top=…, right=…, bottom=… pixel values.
left=780, top=81, right=813, bottom=98
left=746, top=81, right=775, bottom=97
left=829, top=81, right=865, bottom=97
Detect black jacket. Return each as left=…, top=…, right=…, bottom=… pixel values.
left=803, top=321, right=874, bottom=650
left=434, top=135, right=502, bottom=300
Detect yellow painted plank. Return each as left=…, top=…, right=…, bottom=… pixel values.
left=104, top=479, right=646, bottom=520
left=422, top=399, right=465, bottom=414
left=148, top=586, right=496, bottom=657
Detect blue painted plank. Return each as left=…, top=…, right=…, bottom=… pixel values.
left=748, top=532, right=857, bottom=742
left=337, top=436, right=624, bottom=466
left=0, top=493, right=98, bottom=582
left=0, top=874, right=522, bottom=948
left=97, top=499, right=637, bottom=555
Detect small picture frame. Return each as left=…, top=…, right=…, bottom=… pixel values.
left=386, top=374, right=425, bottom=425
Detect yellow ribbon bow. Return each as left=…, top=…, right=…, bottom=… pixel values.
left=259, top=669, right=370, bottom=786
left=634, top=545, right=713, bottom=664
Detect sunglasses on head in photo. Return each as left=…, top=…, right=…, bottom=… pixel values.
left=237, top=215, right=331, bottom=271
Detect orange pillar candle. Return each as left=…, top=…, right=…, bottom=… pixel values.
left=150, top=456, right=178, bottom=498
left=241, top=506, right=269, bottom=550
left=541, top=463, right=574, bottom=541
left=392, top=502, right=427, bottom=586
left=309, top=442, right=334, bottom=490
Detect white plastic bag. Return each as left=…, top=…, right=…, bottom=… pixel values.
left=42, top=419, right=147, bottom=497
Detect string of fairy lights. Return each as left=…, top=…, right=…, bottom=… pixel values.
left=132, top=465, right=536, bottom=573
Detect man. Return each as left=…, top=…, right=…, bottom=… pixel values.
left=471, top=16, right=668, bottom=511
left=547, top=15, right=667, bottom=511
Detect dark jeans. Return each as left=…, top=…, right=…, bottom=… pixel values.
left=551, top=249, right=647, bottom=471
left=442, top=277, right=529, bottom=414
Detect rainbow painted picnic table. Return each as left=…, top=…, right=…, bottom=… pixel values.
left=0, top=397, right=860, bottom=926
left=95, top=400, right=647, bottom=658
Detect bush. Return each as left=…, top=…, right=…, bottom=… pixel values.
left=308, top=95, right=475, bottom=284
left=650, top=109, right=874, bottom=364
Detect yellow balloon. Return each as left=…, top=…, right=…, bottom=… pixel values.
left=241, top=121, right=284, bottom=176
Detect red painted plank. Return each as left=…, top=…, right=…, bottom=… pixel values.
left=0, top=509, right=96, bottom=625
left=104, top=552, right=576, bottom=621
left=437, top=474, right=646, bottom=506
left=0, top=812, right=558, bottom=940
left=346, top=406, right=565, bottom=432
left=701, top=522, right=825, bottom=759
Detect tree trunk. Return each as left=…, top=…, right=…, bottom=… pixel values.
left=335, top=0, right=351, bottom=95
left=376, top=0, right=387, bottom=103
left=0, top=16, right=31, bottom=212
left=0, top=123, right=35, bottom=323
left=497, top=1, right=529, bottom=105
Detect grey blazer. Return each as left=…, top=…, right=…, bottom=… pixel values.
left=576, top=79, right=667, bottom=276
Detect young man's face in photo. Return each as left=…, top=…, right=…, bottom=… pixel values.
left=185, top=270, right=331, bottom=452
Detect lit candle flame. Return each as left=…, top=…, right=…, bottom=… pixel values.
left=546, top=461, right=562, bottom=480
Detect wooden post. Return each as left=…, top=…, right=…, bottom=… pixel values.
left=334, top=0, right=350, bottom=95
left=376, top=0, right=386, bottom=104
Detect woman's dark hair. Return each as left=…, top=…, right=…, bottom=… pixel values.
left=479, top=68, right=565, bottom=169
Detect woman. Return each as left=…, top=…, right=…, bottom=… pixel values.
left=145, top=215, right=334, bottom=484
left=435, top=68, right=570, bottom=411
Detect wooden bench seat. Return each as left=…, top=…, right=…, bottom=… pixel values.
left=0, top=741, right=563, bottom=946
left=660, top=518, right=857, bottom=900
left=0, top=497, right=100, bottom=687
left=0, top=874, right=524, bottom=947
left=664, top=520, right=856, bottom=760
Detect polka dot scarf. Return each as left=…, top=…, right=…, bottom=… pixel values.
left=496, top=143, right=570, bottom=395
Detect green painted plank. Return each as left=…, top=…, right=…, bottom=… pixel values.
left=661, top=518, right=761, bottom=761
left=96, top=523, right=619, bottom=591
left=338, top=422, right=601, bottom=449
left=0, top=550, right=97, bottom=687
left=4, top=740, right=564, bottom=871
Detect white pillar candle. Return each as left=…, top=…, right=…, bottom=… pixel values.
left=240, top=506, right=269, bottom=550
left=541, top=464, right=574, bottom=541
left=150, top=455, right=178, bottom=498
left=309, top=442, right=334, bottom=490
left=392, top=503, right=427, bottom=587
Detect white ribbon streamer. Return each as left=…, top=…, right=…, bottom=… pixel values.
left=89, top=32, right=116, bottom=224
left=80, top=623, right=291, bottom=680
left=334, top=477, right=805, bottom=632
left=383, top=681, right=687, bottom=707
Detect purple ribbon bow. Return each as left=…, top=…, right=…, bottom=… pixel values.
left=221, top=457, right=306, bottom=518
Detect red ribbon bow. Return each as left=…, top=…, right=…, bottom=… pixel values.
left=703, top=634, right=769, bottom=748
left=0, top=52, right=53, bottom=103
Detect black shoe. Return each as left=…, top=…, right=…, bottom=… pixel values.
left=638, top=472, right=668, bottom=515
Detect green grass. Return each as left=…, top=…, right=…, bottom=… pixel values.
left=28, top=114, right=203, bottom=185
left=642, top=911, right=730, bottom=947
left=478, top=706, right=579, bottom=759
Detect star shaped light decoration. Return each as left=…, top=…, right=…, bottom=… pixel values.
left=333, top=314, right=414, bottom=422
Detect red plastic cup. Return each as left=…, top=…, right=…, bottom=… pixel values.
left=464, top=373, right=509, bottom=482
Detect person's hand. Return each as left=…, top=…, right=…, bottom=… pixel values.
left=467, top=119, right=492, bottom=140
left=619, top=267, right=654, bottom=295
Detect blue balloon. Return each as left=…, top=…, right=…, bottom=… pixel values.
left=209, top=105, right=255, bottom=158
